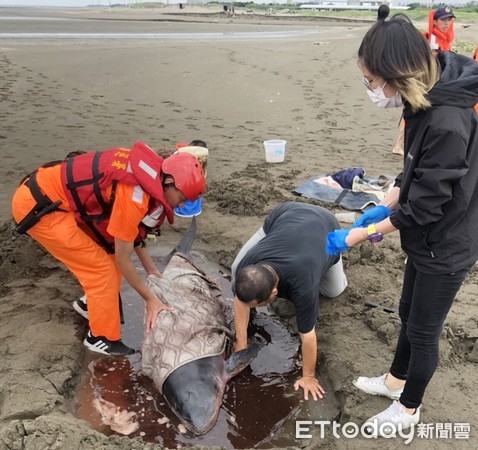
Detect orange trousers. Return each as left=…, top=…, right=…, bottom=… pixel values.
left=12, top=183, right=123, bottom=340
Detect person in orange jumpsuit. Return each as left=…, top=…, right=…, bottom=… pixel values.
left=11, top=142, right=205, bottom=356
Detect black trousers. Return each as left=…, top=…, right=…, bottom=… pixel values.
left=389, top=258, right=470, bottom=409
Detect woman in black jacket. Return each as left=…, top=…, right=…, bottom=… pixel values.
left=326, top=14, right=478, bottom=435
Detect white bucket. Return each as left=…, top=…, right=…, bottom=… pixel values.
left=263, top=139, right=286, bottom=163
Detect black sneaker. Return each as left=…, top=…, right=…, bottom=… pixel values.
left=83, top=330, right=135, bottom=356
left=73, top=295, right=88, bottom=320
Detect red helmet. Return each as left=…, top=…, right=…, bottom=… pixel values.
left=162, top=152, right=206, bottom=202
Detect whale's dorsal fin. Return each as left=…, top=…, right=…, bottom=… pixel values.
left=162, top=216, right=197, bottom=265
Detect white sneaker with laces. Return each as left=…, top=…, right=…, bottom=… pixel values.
left=353, top=373, right=403, bottom=400
left=363, top=400, right=420, bottom=437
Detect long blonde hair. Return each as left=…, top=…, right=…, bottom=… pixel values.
left=358, top=14, right=440, bottom=112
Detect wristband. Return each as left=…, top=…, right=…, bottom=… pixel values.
left=367, top=224, right=383, bottom=243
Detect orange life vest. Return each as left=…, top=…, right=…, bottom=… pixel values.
left=61, top=141, right=173, bottom=252
left=423, top=10, right=454, bottom=52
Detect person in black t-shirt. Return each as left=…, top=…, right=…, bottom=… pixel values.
left=232, top=202, right=348, bottom=400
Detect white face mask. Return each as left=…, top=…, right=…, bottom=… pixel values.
left=366, top=81, right=403, bottom=108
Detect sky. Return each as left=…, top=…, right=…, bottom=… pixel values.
left=0, top=0, right=471, bottom=6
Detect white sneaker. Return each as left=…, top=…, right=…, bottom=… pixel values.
left=73, top=294, right=88, bottom=320
left=363, top=400, right=420, bottom=437
left=353, top=374, right=403, bottom=400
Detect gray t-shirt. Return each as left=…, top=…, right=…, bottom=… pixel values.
left=235, top=202, right=339, bottom=333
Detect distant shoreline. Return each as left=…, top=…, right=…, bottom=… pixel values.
left=0, top=4, right=476, bottom=48
left=0, top=5, right=377, bottom=26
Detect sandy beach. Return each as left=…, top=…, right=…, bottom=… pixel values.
left=1, top=5, right=477, bottom=449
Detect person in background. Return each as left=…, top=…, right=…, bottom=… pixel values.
left=174, top=139, right=208, bottom=218
left=12, top=142, right=205, bottom=356
left=326, top=14, right=478, bottom=435
left=232, top=202, right=348, bottom=401
left=423, top=5, right=455, bottom=53
left=189, top=139, right=208, bottom=148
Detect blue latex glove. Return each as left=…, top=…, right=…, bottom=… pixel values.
left=326, top=229, right=351, bottom=255
left=352, top=205, right=391, bottom=228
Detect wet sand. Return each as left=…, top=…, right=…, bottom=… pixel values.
left=71, top=245, right=340, bottom=448
left=1, top=6, right=478, bottom=449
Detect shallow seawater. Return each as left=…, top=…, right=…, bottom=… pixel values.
left=72, top=239, right=340, bottom=448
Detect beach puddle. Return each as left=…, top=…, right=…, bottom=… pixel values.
left=71, top=238, right=340, bottom=448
